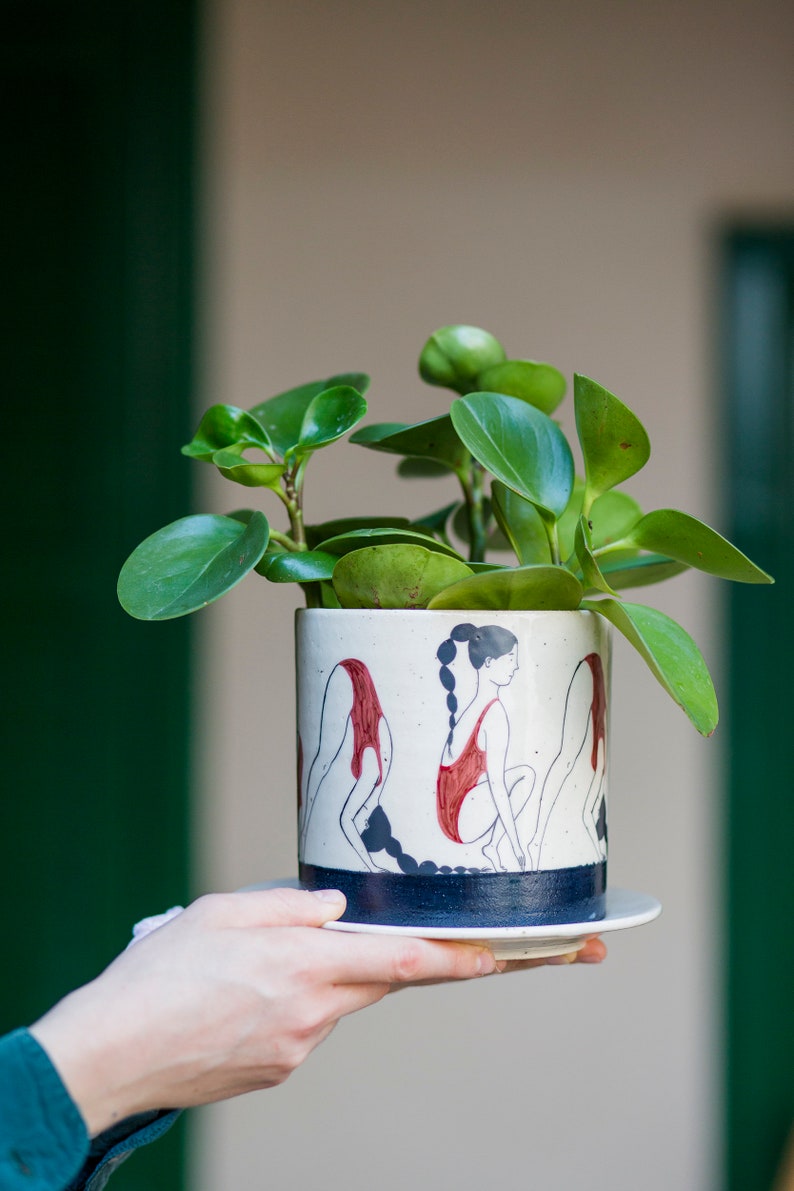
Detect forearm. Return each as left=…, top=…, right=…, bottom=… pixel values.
left=34, top=975, right=177, bottom=1140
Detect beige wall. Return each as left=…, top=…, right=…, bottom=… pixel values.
left=191, top=3, right=794, bottom=1188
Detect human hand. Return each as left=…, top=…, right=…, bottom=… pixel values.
left=29, top=887, right=498, bottom=1136
left=497, top=935, right=607, bottom=972
left=409, top=935, right=607, bottom=983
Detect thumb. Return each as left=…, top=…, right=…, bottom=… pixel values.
left=221, top=885, right=347, bottom=929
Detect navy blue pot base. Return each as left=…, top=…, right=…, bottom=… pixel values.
left=299, top=862, right=607, bottom=928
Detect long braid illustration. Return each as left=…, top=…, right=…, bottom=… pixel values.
left=362, top=623, right=526, bottom=874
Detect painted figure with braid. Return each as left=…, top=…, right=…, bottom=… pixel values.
left=435, top=623, right=535, bottom=872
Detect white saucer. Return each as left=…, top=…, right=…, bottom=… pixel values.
left=245, top=881, right=661, bottom=960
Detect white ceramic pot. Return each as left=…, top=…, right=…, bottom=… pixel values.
left=296, top=608, right=610, bottom=928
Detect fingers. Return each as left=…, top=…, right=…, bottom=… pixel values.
left=177, top=892, right=603, bottom=990
left=544, top=937, right=607, bottom=965
left=321, top=981, right=393, bottom=1020
left=497, top=936, right=607, bottom=972
left=575, top=936, right=607, bottom=963
left=314, top=933, right=497, bottom=986
left=186, top=887, right=348, bottom=931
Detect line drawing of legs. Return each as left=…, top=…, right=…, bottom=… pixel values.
left=528, top=655, right=607, bottom=871
left=300, top=660, right=393, bottom=873
left=582, top=741, right=606, bottom=860
left=456, top=764, right=536, bottom=871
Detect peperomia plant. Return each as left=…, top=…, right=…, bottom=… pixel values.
left=118, top=324, right=773, bottom=735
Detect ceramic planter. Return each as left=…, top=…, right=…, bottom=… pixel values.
left=296, top=609, right=610, bottom=929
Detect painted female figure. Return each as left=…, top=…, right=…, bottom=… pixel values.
left=436, top=623, right=535, bottom=872
left=528, top=652, right=607, bottom=870
left=299, top=658, right=393, bottom=873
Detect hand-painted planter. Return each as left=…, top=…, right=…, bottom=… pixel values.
left=296, top=609, right=610, bottom=928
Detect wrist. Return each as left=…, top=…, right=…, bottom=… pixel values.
left=30, top=984, right=159, bottom=1137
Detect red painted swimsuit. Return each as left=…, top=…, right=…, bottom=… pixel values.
left=584, top=653, right=606, bottom=770
left=339, top=659, right=385, bottom=786
left=436, top=699, right=498, bottom=843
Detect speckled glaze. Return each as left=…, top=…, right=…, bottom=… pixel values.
left=295, top=609, right=610, bottom=927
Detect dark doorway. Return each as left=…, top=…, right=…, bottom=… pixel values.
left=721, top=226, right=794, bottom=1191
left=0, top=4, right=197, bottom=1188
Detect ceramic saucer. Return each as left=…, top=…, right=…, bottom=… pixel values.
left=245, top=881, right=661, bottom=960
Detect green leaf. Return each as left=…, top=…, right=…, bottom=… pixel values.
left=227, top=507, right=286, bottom=576
left=292, top=385, right=368, bottom=457
left=397, top=457, right=453, bottom=478
left=419, top=325, right=506, bottom=394
left=599, top=553, right=689, bottom=590
left=258, top=549, right=338, bottom=583
left=305, top=516, right=412, bottom=548
left=451, top=497, right=510, bottom=552
left=586, top=599, right=718, bottom=735
left=118, top=512, right=269, bottom=621
left=589, top=489, right=643, bottom=548
left=411, top=502, right=460, bottom=534
left=451, top=392, right=574, bottom=520
left=181, top=404, right=274, bottom=461
left=351, top=414, right=469, bottom=473
left=211, top=446, right=285, bottom=489
left=490, top=480, right=550, bottom=565
left=476, top=359, right=567, bottom=415
left=574, top=374, right=651, bottom=511
left=250, top=373, right=370, bottom=457
left=428, top=564, right=583, bottom=611
left=318, top=526, right=464, bottom=559
left=557, top=477, right=587, bottom=560
left=253, top=543, right=287, bottom=577
left=349, top=421, right=407, bottom=443
left=320, top=581, right=342, bottom=608
left=575, top=516, right=619, bottom=596
left=558, top=482, right=643, bottom=561
left=466, top=561, right=508, bottom=573
left=332, top=544, right=473, bottom=609
left=624, top=509, right=774, bottom=584
left=225, top=507, right=257, bottom=523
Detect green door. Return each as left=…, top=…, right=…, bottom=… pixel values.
left=722, top=228, right=794, bottom=1191
left=0, top=3, right=197, bottom=1188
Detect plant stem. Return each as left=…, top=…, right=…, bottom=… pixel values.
left=591, top=537, right=631, bottom=561
left=461, top=460, right=487, bottom=563
left=268, top=529, right=299, bottom=552
left=300, top=582, right=322, bottom=608
left=544, top=518, right=562, bottom=566
left=282, top=460, right=322, bottom=609
left=283, top=468, right=308, bottom=552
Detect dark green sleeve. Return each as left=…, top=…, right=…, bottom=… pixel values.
left=0, top=1029, right=180, bottom=1191
left=0, top=1028, right=88, bottom=1190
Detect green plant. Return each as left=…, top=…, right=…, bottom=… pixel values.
left=118, top=324, right=772, bottom=735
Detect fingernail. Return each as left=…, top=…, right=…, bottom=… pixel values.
left=547, top=951, right=578, bottom=965
left=476, top=949, right=497, bottom=975
left=311, top=888, right=346, bottom=906
left=495, top=960, right=508, bottom=973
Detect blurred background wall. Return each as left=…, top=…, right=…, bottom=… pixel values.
left=191, top=3, right=792, bottom=1190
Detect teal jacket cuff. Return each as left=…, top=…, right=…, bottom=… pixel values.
left=0, top=1027, right=88, bottom=1190
left=0, top=1028, right=180, bottom=1191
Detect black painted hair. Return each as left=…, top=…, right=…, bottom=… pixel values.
left=437, top=623, right=517, bottom=748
